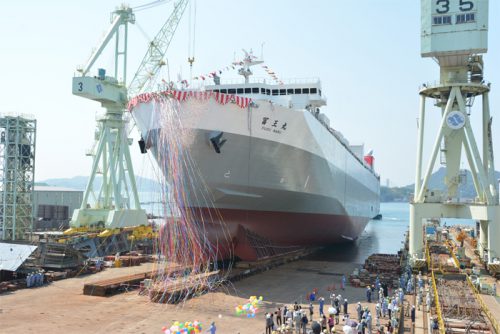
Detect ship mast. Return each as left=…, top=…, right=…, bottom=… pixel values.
left=236, top=49, right=263, bottom=84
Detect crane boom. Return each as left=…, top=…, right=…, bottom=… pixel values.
left=128, top=0, right=189, bottom=97
left=80, top=6, right=135, bottom=81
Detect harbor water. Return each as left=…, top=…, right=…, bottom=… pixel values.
left=309, top=202, right=475, bottom=264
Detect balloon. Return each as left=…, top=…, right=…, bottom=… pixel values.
left=163, top=321, right=202, bottom=334
left=234, top=296, right=264, bottom=318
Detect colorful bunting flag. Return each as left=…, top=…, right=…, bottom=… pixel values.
left=127, top=90, right=252, bottom=111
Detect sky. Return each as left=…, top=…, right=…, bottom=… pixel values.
left=1, top=0, right=499, bottom=187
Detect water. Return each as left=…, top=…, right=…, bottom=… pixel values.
left=308, top=202, right=410, bottom=263
left=309, top=202, right=477, bottom=264
left=139, top=191, right=168, bottom=217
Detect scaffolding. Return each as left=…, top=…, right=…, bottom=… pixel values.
left=427, top=241, right=497, bottom=334
left=435, top=276, right=492, bottom=334
left=0, top=115, right=36, bottom=240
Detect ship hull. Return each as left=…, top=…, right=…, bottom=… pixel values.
left=132, top=95, right=380, bottom=260
left=189, top=207, right=369, bottom=260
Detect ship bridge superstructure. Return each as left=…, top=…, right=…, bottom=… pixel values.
left=204, top=78, right=326, bottom=111
left=182, top=49, right=327, bottom=110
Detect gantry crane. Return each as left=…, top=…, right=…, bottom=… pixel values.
left=66, top=0, right=189, bottom=237
left=410, top=1, right=500, bottom=274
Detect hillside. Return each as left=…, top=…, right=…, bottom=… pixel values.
left=36, top=175, right=162, bottom=192
left=380, top=185, right=412, bottom=202
left=381, top=167, right=499, bottom=202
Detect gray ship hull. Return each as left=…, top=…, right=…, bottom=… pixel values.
left=132, top=95, right=380, bottom=260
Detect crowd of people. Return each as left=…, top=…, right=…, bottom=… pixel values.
left=262, top=269, right=428, bottom=334
left=25, top=271, right=45, bottom=288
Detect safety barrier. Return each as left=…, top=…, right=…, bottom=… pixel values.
left=428, top=242, right=446, bottom=334
left=465, top=276, right=500, bottom=334
left=425, top=245, right=431, bottom=267
left=430, top=270, right=446, bottom=334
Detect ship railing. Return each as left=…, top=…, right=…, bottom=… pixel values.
left=419, top=79, right=490, bottom=91
left=181, top=77, right=321, bottom=88
left=219, top=77, right=320, bottom=85
left=310, top=107, right=378, bottom=178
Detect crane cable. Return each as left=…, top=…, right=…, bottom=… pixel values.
left=132, top=0, right=173, bottom=12
left=187, top=0, right=197, bottom=58
left=126, top=0, right=186, bottom=138
left=193, top=0, right=197, bottom=60
left=135, top=21, right=152, bottom=45
left=187, top=0, right=196, bottom=83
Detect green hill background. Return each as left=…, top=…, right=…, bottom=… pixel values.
left=381, top=167, right=500, bottom=202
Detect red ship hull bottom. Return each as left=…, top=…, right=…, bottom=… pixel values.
left=190, top=207, right=371, bottom=261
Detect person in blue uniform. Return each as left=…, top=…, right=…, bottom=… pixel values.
left=207, top=321, right=216, bottom=334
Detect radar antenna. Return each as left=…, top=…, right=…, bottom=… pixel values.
left=235, top=49, right=263, bottom=84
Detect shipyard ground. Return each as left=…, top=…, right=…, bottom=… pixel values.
left=2, top=260, right=378, bottom=334
left=2, top=253, right=499, bottom=333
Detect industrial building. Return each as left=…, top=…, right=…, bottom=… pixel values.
left=0, top=114, right=36, bottom=241
left=33, top=186, right=83, bottom=231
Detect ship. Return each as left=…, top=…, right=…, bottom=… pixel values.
left=129, top=51, right=380, bottom=261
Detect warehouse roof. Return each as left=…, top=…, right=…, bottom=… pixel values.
left=0, top=243, right=38, bottom=271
